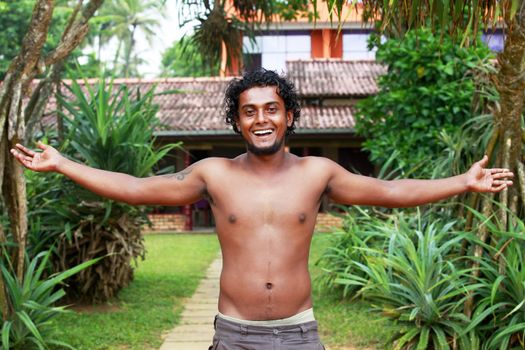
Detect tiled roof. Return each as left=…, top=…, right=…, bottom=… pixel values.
left=41, top=61, right=378, bottom=134
left=119, top=78, right=357, bottom=132
left=298, top=106, right=355, bottom=130
left=286, top=59, right=386, bottom=97
left=159, top=104, right=356, bottom=133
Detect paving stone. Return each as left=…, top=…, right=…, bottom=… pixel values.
left=159, top=254, right=221, bottom=349
left=168, top=324, right=214, bottom=333
left=179, top=316, right=215, bottom=329
left=184, top=303, right=219, bottom=311
left=159, top=341, right=212, bottom=350
left=165, top=332, right=214, bottom=342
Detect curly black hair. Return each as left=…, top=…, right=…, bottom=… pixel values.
left=224, top=69, right=301, bottom=135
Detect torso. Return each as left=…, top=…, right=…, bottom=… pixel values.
left=201, top=154, right=330, bottom=320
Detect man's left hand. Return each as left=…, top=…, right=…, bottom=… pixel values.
left=466, top=155, right=514, bottom=193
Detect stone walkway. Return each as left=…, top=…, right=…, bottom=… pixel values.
left=158, top=255, right=345, bottom=350
left=159, top=254, right=222, bottom=350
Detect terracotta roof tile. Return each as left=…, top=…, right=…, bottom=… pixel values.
left=38, top=61, right=376, bottom=134
left=299, top=106, right=355, bottom=130
left=286, top=59, right=386, bottom=97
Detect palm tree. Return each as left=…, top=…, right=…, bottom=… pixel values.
left=99, top=0, right=164, bottom=77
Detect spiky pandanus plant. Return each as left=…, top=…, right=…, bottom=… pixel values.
left=320, top=0, right=525, bottom=317
left=46, top=78, right=178, bottom=302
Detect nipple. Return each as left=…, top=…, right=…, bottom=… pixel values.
left=299, top=213, right=306, bottom=223
left=228, top=214, right=237, bottom=223
left=266, top=282, right=273, bottom=290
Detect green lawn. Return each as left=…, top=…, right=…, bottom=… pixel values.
left=310, top=233, right=397, bottom=349
left=51, top=232, right=394, bottom=349
left=52, top=233, right=220, bottom=350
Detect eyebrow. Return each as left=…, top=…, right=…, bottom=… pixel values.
left=240, top=101, right=280, bottom=109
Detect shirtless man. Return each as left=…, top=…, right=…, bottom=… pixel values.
left=11, top=69, right=514, bottom=350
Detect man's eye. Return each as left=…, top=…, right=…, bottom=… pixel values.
left=267, top=107, right=277, bottom=113
left=245, top=110, right=255, bottom=116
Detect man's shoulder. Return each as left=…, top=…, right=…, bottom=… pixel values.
left=297, top=155, right=338, bottom=168
left=193, top=156, right=241, bottom=171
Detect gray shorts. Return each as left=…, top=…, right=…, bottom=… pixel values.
left=209, top=315, right=326, bottom=350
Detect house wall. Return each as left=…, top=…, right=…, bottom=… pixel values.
left=236, top=28, right=374, bottom=74
left=143, top=213, right=186, bottom=232
left=143, top=212, right=343, bottom=233
left=311, top=29, right=343, bottom=58
left=152, top=136, right=366, bottom=232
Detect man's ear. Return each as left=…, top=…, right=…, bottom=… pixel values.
left=286, top=111, right=293, bottom=127
left=235, top=117, right=240, bottom=131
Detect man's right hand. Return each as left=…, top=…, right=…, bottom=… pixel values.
left=10, top=141, right=63, bottom=172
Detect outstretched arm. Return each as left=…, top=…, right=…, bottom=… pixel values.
left=326, top=156, right=514, bottom=208
left=10, top=142, right=206, bottom=206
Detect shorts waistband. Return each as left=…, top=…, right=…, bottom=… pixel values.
left=214, top=314, right=319, bottom=338
left=217, top=308, right=315, bottom=327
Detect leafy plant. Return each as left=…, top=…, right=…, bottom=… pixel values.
left=20, top=77, right=180, bottom=303
left=0, top=249, right=100, bottom=349
left=317, top=206, right=393, bottom=297
left=161, top=37, right=219, bottom=77
left=462, top=208, right=525, bottom=350
left=355, top=28, right=493, bottom=178
left=336, top=211, right=477, bottom=349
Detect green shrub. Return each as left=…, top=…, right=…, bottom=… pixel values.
left=317, top=206, right=396, bottom=297
left=322, top=210, right=477, bottom=349
left=55, top=78, right=178, bottom=302
left=1, top=249, right=99, bottom=349
left=463, top=208, right=525, bottom=350
left=356, top=28, right=493, bottom=178
left=23, top=78, right=180, bottom=302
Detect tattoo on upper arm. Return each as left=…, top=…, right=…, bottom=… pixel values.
left=166, top=168, right=193, bottom=181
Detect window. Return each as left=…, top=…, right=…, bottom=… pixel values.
left=342, top=31, right=376, bottom=60
left=242, top=31, right=311, bottom=72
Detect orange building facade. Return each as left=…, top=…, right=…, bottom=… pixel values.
left=221, top=3, right=376, bottom=76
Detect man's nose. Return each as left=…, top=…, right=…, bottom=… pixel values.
left=255, top=109, right=267, bottom=123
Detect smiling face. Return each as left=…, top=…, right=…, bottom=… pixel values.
left=237, top=86, right=293, bottom=156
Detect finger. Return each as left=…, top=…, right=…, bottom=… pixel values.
left=493, top=179, right=513, bottom=185
left=491, top=183, right=508, bottom=193
left=492, top=172, right=515, bottom=179
left=477, top=155, right=489, bottom=168
left=10, top=148, right=26, bottom=161
left=10, top=149, right=32, bottom=168
left=36, top=141, right=48, bottom=151
left=15, top=143, right=36, bottom=156
left=489, top=168, right=510, bottom=174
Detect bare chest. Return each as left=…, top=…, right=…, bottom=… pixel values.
left=206, top=172, right=326, bottom=227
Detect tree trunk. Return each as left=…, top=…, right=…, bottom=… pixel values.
left=464, top=9, right=525, bottom=317
left=493, top=11, right=525, bottom=215
left=0, top=0, right=54, bottom=280
left=0, top=0, right=104, bottom=320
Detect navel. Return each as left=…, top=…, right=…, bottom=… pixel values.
left=228, top=214, right=237, bottom=224
left=299, top=213, right=306, bottom=223
left=266, top=282, right=273, bottom=290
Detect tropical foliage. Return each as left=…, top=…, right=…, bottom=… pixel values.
left=1, top=249, right=99, bottom=349
left=355, top=28, right=493, bottom=177
left=96, top=0, right=165, bottom=77
left=0, top=0, right=107, bottom=80
left=29, top=78, right=178, bottom=302
left=318, top=206, right=525, bottom=349
left=161, top=38, right=219, bottom=77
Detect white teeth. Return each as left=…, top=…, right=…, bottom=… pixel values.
left=253, top=130, right=273, bottom=135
